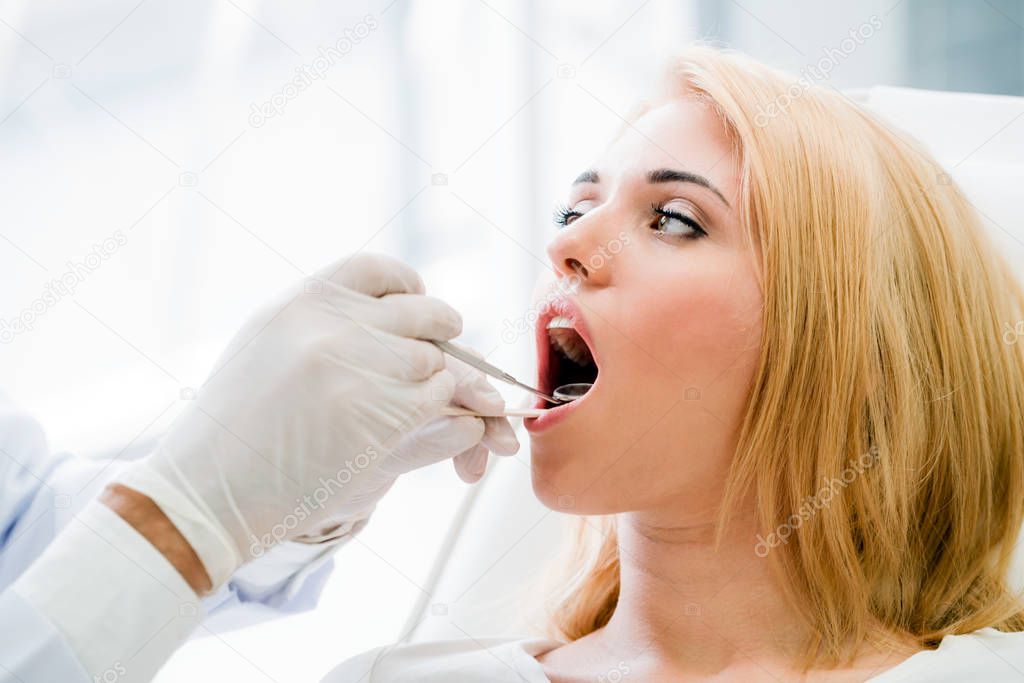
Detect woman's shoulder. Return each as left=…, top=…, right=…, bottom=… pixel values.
left=322, top=635, right=564, bottom=682
left=871, top=628, right=1024, bottom=682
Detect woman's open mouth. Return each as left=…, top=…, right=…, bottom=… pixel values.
left=525, top=296, right=601, bottom=433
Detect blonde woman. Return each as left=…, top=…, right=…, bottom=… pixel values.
left=327, top=46, right=1024, bottom=681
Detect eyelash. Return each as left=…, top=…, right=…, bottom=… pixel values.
left=552, top=204, right=581, bottom=227
left=552, top=203, right=708, bottom=240
left=650, top=203, right=708, bottom=240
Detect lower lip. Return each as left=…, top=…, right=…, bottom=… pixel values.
left=524, top=391, right=588, bottom=433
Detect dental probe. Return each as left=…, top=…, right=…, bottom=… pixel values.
left=441, top=406, right=545, bottom=418
left=431, top=340, right=569, bottom=405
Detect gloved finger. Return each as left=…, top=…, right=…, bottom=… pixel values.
left=327, top=327, right=446, bottom=382
left=373, top=293, right=462, bottom=342
left=390, top=415, right=485, bottom=471
left=444, top=351, right=505, bottom=416
left=481, top=416, right=519, bottom=455
left=318, top=253, right=425, bottom=297
left=407, top=368, right=458, bottom=423
left=453, top=443, right=489, bottom=484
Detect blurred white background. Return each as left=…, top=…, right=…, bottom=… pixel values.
left=0, top=0, right=1021, bottom=680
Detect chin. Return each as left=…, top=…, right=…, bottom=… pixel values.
left=528, top=414, right=644, bottom=514
left=529, top=439, right=646, bottom=516
left=529, top=454, right=604, bottom=514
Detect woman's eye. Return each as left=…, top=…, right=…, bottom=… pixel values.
left=652, top=206, right=707, bottom=240
left=553, top=204, right=583, bottom=227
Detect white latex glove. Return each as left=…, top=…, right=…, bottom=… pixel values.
left=296, top=353, right=521, bottom=544
left=115, top=253, right=507, bottom=589
left=442, top=351, right=520, bottom=483
left=389, top=351, right=522, bottom=486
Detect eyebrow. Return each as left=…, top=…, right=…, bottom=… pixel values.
left=572, top=168, right=731, bottom=209
left=572, top=169, right=600, bottom=185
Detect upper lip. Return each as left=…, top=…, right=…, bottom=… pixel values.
left=535, top=294, right=600, bottom=397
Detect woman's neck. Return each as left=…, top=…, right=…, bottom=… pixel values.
left=598, top=507, right=812, bottom=675
left=539, top=507, right=922, bottom=681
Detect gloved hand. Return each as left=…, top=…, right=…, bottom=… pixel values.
left=442, top=351, right=520, bottom=483
left=397, top=351, right=519, bottom=486
left=294, top=351, right=521, bottom=547
left=115, top=253, right=516, bottom=590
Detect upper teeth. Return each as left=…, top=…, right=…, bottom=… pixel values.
left=547, top=317, right=593, bottom=365
left=546, top=316, right=574, bottom=330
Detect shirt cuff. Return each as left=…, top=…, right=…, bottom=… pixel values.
left=219, top=516, right=366, bottom=610
left=12, top=501, right=203, bottom=683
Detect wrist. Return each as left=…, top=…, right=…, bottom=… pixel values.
left=100, top=483, right=213, bottom=594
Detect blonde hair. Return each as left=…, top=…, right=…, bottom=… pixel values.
left=544, top=46, right=1024, bottom=668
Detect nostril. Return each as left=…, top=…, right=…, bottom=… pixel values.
left=566, top=258, right=587, bottom=279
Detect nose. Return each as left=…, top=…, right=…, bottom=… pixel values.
left=546, top=214, right=616, bottom=288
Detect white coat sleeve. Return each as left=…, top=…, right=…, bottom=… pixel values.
left=0, top=392, right=342, bottom=615
left=0, top=588, right=89, bottom=682
left=0, top=393, right=346, bottom=681
left=3, top=501, right=203, bottom=683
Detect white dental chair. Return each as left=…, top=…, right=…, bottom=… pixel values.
left=403, top=85, right=1024, bottom=645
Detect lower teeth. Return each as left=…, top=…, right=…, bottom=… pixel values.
left=553, top=383, right=592, bottom=402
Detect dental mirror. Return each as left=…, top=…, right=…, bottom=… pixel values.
left=553, top=382, right=592, bottom=402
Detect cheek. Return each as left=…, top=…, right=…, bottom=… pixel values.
left=621, top=253, right=761, bottom=385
